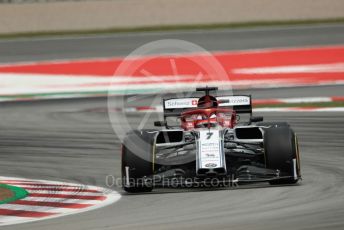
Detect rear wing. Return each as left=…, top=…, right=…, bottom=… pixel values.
left=163, top=95, right=252, bottom=117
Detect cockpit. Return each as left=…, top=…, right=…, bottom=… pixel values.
left=181, top=108, right=236, bottom=130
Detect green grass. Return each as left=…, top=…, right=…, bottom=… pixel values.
left=1, top=17, right=344, bottom=39
left=254, top=101, right=344, bottom=108
left=0, top=183, right=29, bottom=205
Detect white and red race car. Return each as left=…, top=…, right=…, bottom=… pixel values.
left=122, top=87, right=301, bottom=193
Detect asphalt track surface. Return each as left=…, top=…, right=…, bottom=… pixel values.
left=0, top=23, right=344, bottom=63
left=0, top=24, right=344, bottom=229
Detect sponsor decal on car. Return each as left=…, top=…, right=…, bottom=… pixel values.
left=164, top=96, right=251, bottom=110
left=205, top=163, right=218, bottom=168
left=198, top=130, right=223, bottom=169
left=164, top=98, right=198, bottom=109
left=217, top=96, right=251, bottom=106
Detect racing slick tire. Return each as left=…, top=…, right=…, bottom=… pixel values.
left=121, top=130, right=157, bottom=193
left=264, top=127, right=301, bottom=185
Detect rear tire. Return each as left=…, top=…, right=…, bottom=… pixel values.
left=122, top=130, right=157, bottom=193
left=264, top=127, right=301, bottom=185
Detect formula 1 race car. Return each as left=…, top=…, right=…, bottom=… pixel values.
left=121, top=87, right=301, bottom=193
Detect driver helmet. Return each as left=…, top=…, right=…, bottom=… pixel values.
left=197, top=95, right=218, bottom=108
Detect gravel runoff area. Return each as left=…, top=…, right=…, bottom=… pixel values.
left=0, top=0, right=344, bottom=34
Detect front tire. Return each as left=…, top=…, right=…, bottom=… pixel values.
left=264, top=127, right=301, bottom=185
left=121, top=130, right=157, bottom=193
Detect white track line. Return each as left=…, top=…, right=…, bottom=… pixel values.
left=0, top=216, right=34, bottom=223
left=24, top=190, right=104, bottom=196
left=21, top=197, right=102, bottom=205
left=254, top=107, right=344, bottom=112
left=108, top=105, right=344, bottom=113
left=16, top=185, right=83, bottom=189
left=0, top=204, right=77, bottom=213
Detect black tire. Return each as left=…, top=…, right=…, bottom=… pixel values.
left=121, top=130, right=157, bottom=193
left=264, top=127, right=301, bottom=185
left=257, top=122, right=290, bottom=128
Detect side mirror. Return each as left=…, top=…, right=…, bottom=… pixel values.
left=250, top=116, right=263, bottom=123
left=236, top=114, right=240, bottom=122
left=154, top=121, right=167, bottom=127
